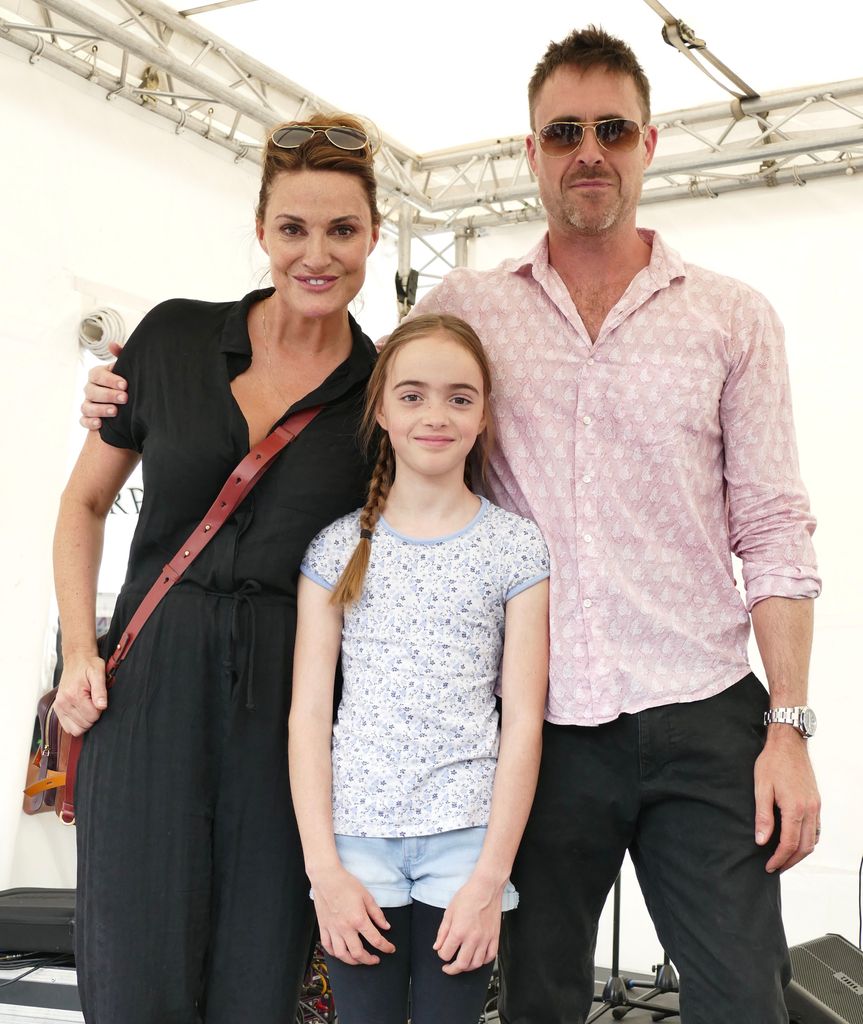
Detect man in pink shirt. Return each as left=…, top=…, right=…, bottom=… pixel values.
left=409, top=26, right=820, bottom=1024
left=83, top=27, right=820, bottom=1024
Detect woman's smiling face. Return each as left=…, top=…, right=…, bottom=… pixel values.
left=256, top=169, right=379, bottom=319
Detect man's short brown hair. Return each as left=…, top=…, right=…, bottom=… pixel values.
left=528, top=25, right=651, bottom=129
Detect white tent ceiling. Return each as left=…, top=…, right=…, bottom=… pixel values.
left=3, top=0, right=861, bottom=238
left=187, top=0, right=863, bottom=153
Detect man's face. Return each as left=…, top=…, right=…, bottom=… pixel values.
left=526, top=66, right=657, bottom=238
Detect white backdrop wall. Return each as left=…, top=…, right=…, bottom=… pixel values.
left=2, top=38, right=860, bottom=976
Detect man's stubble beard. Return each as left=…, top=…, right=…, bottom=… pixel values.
left=548, top=172, right=640, bottom=238
left=563, top=200, right=620, bottom=236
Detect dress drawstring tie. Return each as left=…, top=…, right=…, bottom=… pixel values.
left=226, top=579, right=262, bottom=711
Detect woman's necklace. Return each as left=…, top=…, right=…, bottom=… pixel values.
left=260, top=300, right=293, bottom=411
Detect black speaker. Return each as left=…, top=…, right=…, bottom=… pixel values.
left=0, top=888, right=75, bottom=954
left=785, top=934, right=863, bottom=1023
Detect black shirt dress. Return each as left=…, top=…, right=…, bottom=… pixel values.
left=74, top=288, right=375, bottom=1024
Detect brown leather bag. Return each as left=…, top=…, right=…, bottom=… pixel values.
left=22, top=690, right=72, bottom=816
left=23, top=406, right=322, bottom=824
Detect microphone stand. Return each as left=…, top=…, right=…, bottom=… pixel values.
left=586, top=874, right=679, bottom=1022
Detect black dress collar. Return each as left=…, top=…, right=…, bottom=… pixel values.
left=219, top=287, right=377, bottom=412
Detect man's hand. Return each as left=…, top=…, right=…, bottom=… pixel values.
left=312, top=866, right=395, bottom=966
left=434, top=877, right=502, bottom=975
left=54, top=654, right=108, bottom=736
left=80, top=340, right=126, bottom=430
left=754, top=728, right=821, bottom=873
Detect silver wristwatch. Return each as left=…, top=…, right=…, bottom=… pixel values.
left=763, top=705, right=817, bottom=738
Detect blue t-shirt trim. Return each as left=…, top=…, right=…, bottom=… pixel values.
left=506, top=571, right=550, bottom=602
left=299, top=565, right=334, bottom=591
left=378, top=495, right=489, bottom=545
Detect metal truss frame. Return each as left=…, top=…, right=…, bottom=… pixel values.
left=2, top=0, right=862, bottom=299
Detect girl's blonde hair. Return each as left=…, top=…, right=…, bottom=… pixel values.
left=331, top=314, right=496, bottom=607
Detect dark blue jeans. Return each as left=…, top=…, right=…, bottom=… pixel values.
left=499, top=674, right=791, bottom=1024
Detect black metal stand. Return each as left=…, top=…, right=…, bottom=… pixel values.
left=586, top=875, right=679, bottom=1022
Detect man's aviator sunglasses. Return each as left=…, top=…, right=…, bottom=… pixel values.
left=537, top=119, right=645, bottom=157
left=271, top=125, right=369, bottom=152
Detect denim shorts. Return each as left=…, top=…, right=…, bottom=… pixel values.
left=316, top=826, right=519, bottom=911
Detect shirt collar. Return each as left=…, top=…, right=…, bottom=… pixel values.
left=507, top=228, right=687, bottom=289
left=636, top=228, right=687, bottom=288
left=219, top=287, right=268, bottom=357
left=220, top=287, right=376, bottom=405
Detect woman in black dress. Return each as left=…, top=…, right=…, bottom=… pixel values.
left=53, top=114, right=380, bottom=1024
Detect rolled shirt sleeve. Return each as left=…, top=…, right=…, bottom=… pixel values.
left=722, top=290, right=821, bottom=610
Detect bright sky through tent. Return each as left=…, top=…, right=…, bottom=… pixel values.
left=181, top=0, right=863, bottom=153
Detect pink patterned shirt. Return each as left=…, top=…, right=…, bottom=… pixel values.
left=411, top=230, right=820, bottom=726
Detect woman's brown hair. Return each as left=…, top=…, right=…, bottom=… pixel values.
left=331, top=314, right=496, bottom=607
left=256, top=112, right=381, bottom=226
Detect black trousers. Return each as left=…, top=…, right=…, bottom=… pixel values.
left=75, top=591, right=316, bottom=1023
left=498, top=674, right=791, bottom=1024
left=325, top=902, right=496, bottom=1024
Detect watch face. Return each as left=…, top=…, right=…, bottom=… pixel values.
left=800, top=708, right=817, bottom=737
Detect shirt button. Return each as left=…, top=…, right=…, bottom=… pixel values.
left=583, top=415, right=592, bottom=425
left=583, top=474, right=592, bottom=484
left=583, top=598, right=592, bottom=609
left=586, top=358, right=595, bottom=366
left=584, top=534, right=593, bottom=543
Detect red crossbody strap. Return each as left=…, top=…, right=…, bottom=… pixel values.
left=104, top=405, right=322, bottom=679
left=59, top=404, right=322, bottom=825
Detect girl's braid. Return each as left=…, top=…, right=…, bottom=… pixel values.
left=330, top=433, right=395, bottom=606
left=360, top=434, right=395, bottom=536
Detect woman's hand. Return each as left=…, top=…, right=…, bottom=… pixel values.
left=54, top=653, right=109, bottom=736
left=312, top=866, right=396, bottom=966
left=80, top=341, right=127, bottom=430
left=434, top=876, right=503, bottom=975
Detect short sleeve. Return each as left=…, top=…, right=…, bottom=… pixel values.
left=300, top=513, right=360, bottom=591
left=502, top=518, right=550, bottom=601
left=98, top=303, right=171, bottom=453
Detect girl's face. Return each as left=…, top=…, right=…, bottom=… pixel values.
left=256, top=169, right=379, bottom=320
left=376, top=331, right=487, bottom=483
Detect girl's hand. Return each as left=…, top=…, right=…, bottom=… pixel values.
left=312, top=867, right=396, bottom=966
left=54, top=654, right=108, bottom=736
left=434, top=877, right=503, bottom=974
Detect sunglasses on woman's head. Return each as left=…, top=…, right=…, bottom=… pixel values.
left=270, top=125, right=370, bottom=151
left=537, top=118, right=645, bottom=157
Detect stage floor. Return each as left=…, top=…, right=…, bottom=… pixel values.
left=0, top=961, right=681, bottom=1023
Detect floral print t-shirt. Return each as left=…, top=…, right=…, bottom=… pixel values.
left=300, top=496, right=550, bottom=837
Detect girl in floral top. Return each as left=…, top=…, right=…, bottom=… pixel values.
left=289, top=313, right=549, bottom=1024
